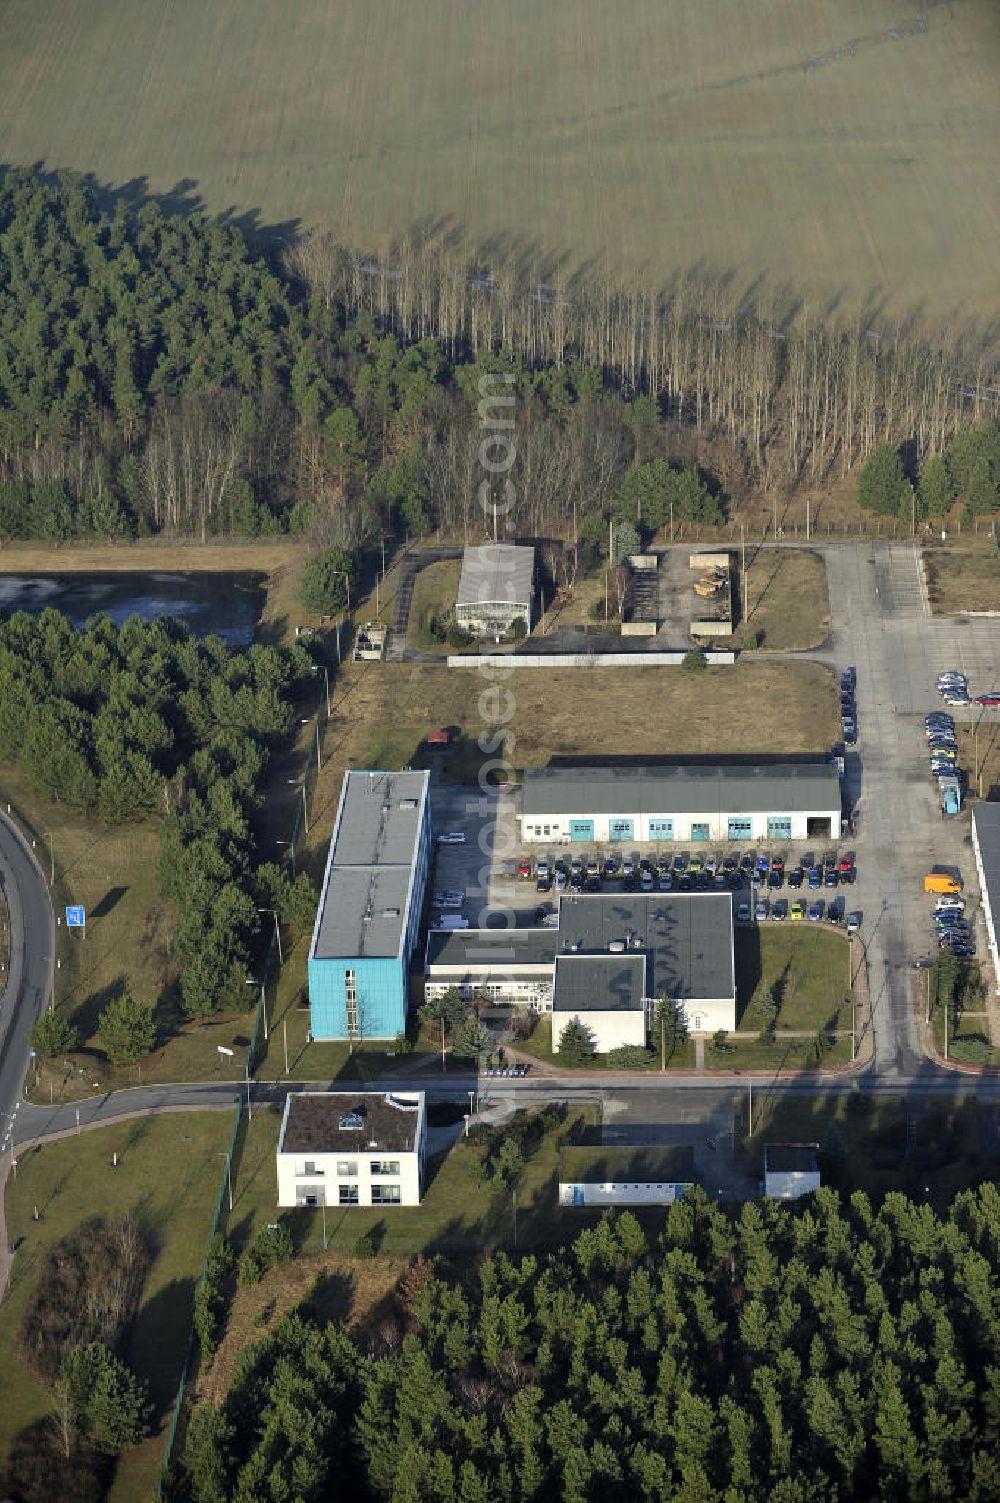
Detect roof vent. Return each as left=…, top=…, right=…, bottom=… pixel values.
left=339, top=1108, right=366, bottom=1131
left=609, top=940, right=625, bottom=953
left=383, top=907, right=400, bottom=918
left=399, top=798, right=418, bottom=809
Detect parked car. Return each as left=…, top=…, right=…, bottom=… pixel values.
left=737, top=902, right=751, bottom=924
left=808, top=867, right=823, bottom=888
left=689, top=855, right=703, bottom=873
left=659, top=872, right=673, bottom=891
left=944, top=692, right=972, bottom=707
left=437, top=831, right=466, bottom=845
left=673, top=853, right=688, bottom=873
left=755, top=899, right=769, bottom=921
left=705, top=855, right=719, bottom=875
left=604, top=857, right=619, bottom=878
left=807, top=901, right=824, bottom=921
left=823, top=850, right=838, bottom=869
left=768, top=869, right=783, bottom=890
left=640, top=870, right=654, bottom=891
left=826, top=898, right=845, bottom=924
left=838, top=855, right=854, bottom=875
left=740, top=852, right=756, bottom=872
left=772, top=899, right=788, bottom=921
left=723, top=854, right=739, bottom=872
left=790, top=900, right=806, bottom=920
left=824, top=868, right=839, bottom=888
left=934, top=895, right=965, bottom=912
left=536, top=876, right=551, bottom=892
left=846, top=911, right=861, bottom=936
left=622, top=858, right=634, bottom=878
left=787, top=867, right=804, bottom=888
left=757, top=853, right=771, bottom=873
left=841, top=666, right=856, bottom=692
left=843, top=723, right=858, bottom=745
left=555, top=870, right=567, bottom=890
left=517, top=860, right=532, bottom=879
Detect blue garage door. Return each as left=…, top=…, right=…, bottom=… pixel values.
left=691, top=822, right=710, bottom=842
left=569, top=819, right=594, bottom=842
left=767, top=817, right=792, bottom=840
left=728, top=817, right=752, bottom=841
left=648, top=818, right=674, bottom=840
left=609, top=818, right=634, bottom=842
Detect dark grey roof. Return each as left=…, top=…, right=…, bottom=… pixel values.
left=310, top=770, right=429, bottom=960
left=973, top=804, right=1000, bottom=922
left=522, top=763, right=840, bottom=817
left=425, top=928, right=560, bottom=971
left=556, top=892, right=735, bottom=1002
left=279, top=1092, right=423, bottom=1153
left=456, top=544, right=534, bottom=608
left=553, top=953, right=645, bottom=1013
left=561, top=1145, right=696, bottom=1184
left=764, top=1143, right=820, bottom=1175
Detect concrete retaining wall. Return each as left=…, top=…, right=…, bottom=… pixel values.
left=448, top=651, right=737, bottom=667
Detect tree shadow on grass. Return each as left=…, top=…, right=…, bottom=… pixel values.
left=127, top=1274, right=197, bottom=1420
left=69, top=974, right=127, bottom=1043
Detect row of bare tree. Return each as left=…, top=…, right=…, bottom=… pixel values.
left=285, top=229, right=999, bottom=486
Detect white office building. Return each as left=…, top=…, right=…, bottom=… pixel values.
left=559, top=1146, right=696, bottom=1207
left=519, top=764, right=842, bottom=845
left=276, top=1092, right=426, bottom=1208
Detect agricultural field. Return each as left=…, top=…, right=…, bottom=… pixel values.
left=0, top=1, right=996, bottom=318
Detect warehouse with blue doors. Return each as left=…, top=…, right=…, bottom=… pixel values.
left=519, top=764, right=841, bottom=845
left=308, top=769, right=431, bottom=1040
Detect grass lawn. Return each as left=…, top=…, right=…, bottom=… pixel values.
left=923, top=537, right=1000, bottom=616
left=741, top=547, right=830, bottom=651
left=406, top=558, right=462, bottom=651
left=710, top=1035, right=853, bottom=1071
left=930, top=1006, right=1000, bottom=1069
left=0, top=1112, right=233, bottom=1503
left=736, top=925, right=853, bottom=1031
left=517, top=1014, right=696, bottom=1072
left=745, top=1091, right=996, bottom=1205
left=228, top=1103, right=601, bottom=1257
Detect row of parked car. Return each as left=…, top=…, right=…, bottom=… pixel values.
left=522, top=849, right=859, bottom=894
left=841, top=665, right=858, bottom=747
left=929, top=888, right=974, bottom=958
left=737, top=894, right=861, bottom=932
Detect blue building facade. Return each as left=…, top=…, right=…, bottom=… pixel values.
left=308, top=770, right=431, bottom=1041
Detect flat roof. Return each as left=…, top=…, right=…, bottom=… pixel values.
left=553, top=952, right=645, bottom=1012
left=425, top=928, right=560, bottom=971
left=456, top=543, right=534, bottom=608
left=310, top=770, right=429, bottom=960
left=561, top=1145, right=696, bottom=1184
left=556, top=892, right=735, bottom=1002
left=279, top=1092, right=424, bottom=1154
left=973, top=803, right=1000, bottom=921
left=522, top=763, right=841, bottom=817
left=764, top=1143, right=820, bottom=1174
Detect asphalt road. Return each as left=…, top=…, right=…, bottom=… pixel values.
left=0, top=812, right=55, bottom=1156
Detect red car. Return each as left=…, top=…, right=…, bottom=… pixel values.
left=976, top=693, right=1000, bottom=706
left=517, top=860, right=532, bottom=879
left=838, top=855, right=854, bottom=874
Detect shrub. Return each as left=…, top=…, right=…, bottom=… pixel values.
left=354, top=1221, right=386, bottom=1259
left=709, top=1029, right=736, bottom=1058
left=949, top=1034, right=992, bottom=1064
left=29, top=1010, right=79, bottom=1059
left=681, top=650, right=707, bottom=672
left=510, top=616, right=528, bottom=640
left=605, top=1044, right=653, bottom=1069
left=237, top=1223, right=294, bottom=1287
left=511, top=1008, right=539, bottom=1041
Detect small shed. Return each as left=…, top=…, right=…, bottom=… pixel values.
left=559, top=1145, right=696, bottom=1207
left=425, top=728, right=450, bottom=747
left=455, top=543, right=534, bottom=637
left=763, top=1143, right=821, bottom=1200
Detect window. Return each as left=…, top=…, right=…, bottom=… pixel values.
left=298, top=1160, right=325, bottom=1176
left=336, top=1161, right=358, bottom=1177
left=297, top=1186, right=326, bottom=1207
left=728, top=817, right=752, bottom=840
left=370, top=1160, right=401, bottom=1176
left=372, top=1184, right=402, bottom=1205
left=338, top=1184, right=359, bottom=1206
left=345, top=968, right=358, bottom=1038
left=690, top=822, right=710, bottom=841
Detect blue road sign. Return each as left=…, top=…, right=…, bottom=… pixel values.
left=65, top=905, right=85, bottom=928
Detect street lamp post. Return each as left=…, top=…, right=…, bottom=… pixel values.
left=302, top=717, right=321, bottom=773
left=277, top=839, right=296, bottom=879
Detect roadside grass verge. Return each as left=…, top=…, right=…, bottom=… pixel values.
left=741, top=547, right=830, bottom=650
left=0, top=1112, right=232, bottom=1503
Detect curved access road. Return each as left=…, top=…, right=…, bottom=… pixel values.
left=0, top=810, right=55, bottom=1155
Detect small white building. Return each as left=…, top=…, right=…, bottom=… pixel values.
left=520, top=764, right=842, bottom=846
left=559, top=1146, right=696, bottom=1207
left=763, top=1143, right=821, bottom=1201
left=552, top=953, right=647, bottom=1054
left=276, top=1091, right=426, bottom=1208
left=455, top=543, right=534, bottom=637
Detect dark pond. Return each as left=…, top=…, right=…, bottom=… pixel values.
left=0, top=572, right=265, bottom=646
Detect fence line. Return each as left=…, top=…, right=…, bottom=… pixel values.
left=159, top=681, right=329, bottom=1494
